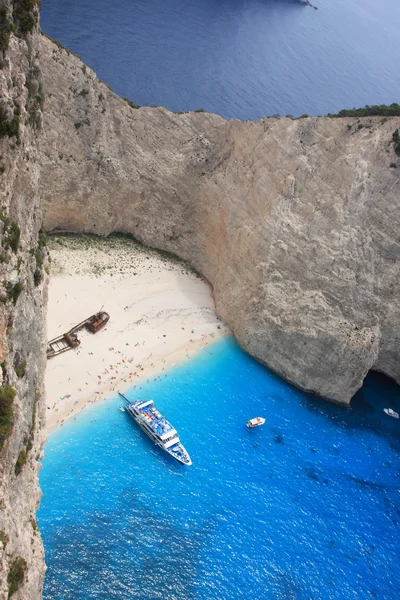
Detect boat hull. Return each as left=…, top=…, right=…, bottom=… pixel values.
left=246, top=417, right=265, bottom=428
left=384, top=408, right=399, bottom=419
left=131, top=413, right=192, bottom=465
left=120, top=394, right=192, bottom=465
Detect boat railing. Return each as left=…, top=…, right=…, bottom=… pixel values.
left=164, top=437, right=180, bottom=448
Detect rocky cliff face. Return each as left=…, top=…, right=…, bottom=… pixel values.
left=0, top=2, right=46, bottom=598
left=39, top=35, right=400, bottom=405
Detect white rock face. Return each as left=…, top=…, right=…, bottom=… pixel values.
left=0, top=8, right=46, bottom=599
left=39, top=35, right=400, bottom=404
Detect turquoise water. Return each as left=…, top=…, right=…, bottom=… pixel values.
left=39, top=338, right=400, bottom=599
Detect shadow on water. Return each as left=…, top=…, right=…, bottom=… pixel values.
left=269, top=569, right=304, bottom=600
left=343, top=474, right=395, bottom=493
left=299, top=370, right=400, bottom=450
left=43, top=487, right=215, bottom=600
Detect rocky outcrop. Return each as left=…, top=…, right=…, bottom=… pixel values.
left=38, top=35, right=400, bottom=405
left=0, top=2, right=46, bottom=598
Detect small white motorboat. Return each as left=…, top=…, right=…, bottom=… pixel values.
left=246, top=417, right=265, bottom=428
left=119, top=406, right=126, bottom=413
left=383, top=408, right=399, bottom=419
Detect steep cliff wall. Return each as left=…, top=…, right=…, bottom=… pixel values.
left=0, top=2, right=46, bottom=598
left=39, top=35, right=400, bottom=405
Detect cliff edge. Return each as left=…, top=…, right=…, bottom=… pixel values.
left=38, top=37, right=400, bottom=404
left=39, top=35, right=400, bottom=405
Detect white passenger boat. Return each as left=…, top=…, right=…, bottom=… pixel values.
left=246, top=417, right=265, bottom=428
left=383, top=408, right=399, bottom=419
left=119, top=393, right=192, bottom=465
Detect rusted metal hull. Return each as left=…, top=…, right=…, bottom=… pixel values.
left=86, top=311, right=110, bottom=333
left=46, top=311, right=110, bottom=359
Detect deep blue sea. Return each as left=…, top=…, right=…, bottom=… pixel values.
left=39, top=338, right=400, bottom=600
left=41, top=0, right=400, bottom=120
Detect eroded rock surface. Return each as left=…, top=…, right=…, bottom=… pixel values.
left=39, top=35, right=400, bottom=404
left=0, top=3, right=47, bottom=598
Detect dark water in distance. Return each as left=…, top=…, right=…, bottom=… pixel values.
left=41, top=0, right=400, bottom=120
left=38, top=339, right=400, bottom=600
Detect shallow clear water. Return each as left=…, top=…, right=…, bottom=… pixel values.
left=39, top=338, right=400, bottom=600
left=40, top=0, right=400, bottom=120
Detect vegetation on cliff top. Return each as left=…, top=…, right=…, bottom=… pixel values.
left=328, top=103, right=400, bottom=117
left=12, top=0, right=40, bottom=37
left=0, top=0, right=40, bottom=54
left=123, top=97, right=140, bottom=109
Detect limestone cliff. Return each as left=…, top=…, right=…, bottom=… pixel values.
left=39, top=35, right=400, bottom=405
left=0, top=1, right=46, bottom=598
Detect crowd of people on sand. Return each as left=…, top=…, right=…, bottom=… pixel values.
left=52, top=324, right=229, bottom=426
left=48, top=239, right=231, bottom=429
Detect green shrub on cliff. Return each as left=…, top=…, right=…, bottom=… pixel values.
left=0, top=384, right=16, bottom=450
left=6, top=222, right=20, bottom=252
left=123, top=97, right=140, bottom=109
left=393, top=129, right=400, bottom=156
left=0, top=103, right=20, bottom=139
left=15, top=449, right=27, bottom=475
left=7, top=556, right=27, bottom=598
left=0, top=5, right=12, bottom=53
left=14, top=358, right=26, bottom=379
left=0, top=0, right=39, bottom=50
left=13, top=0, right=39, bottom=37
left=6, top=281, right=23, bottom=304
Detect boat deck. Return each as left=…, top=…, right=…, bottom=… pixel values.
left=119, top=393, right=192, bottom=465
left=140, top=406, right=175, bottom=438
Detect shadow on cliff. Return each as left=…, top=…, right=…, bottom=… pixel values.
left=300, top=370, right=400, bottom=452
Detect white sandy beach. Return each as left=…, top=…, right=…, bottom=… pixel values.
left=45, top=235, right=231, bottom=433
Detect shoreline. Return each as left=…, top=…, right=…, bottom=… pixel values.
left=45, top=235, right=231, bottom=434
left=47, top=333, right=231, bottom=433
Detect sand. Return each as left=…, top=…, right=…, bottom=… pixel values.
left=45, top=234, right=231, bottom=433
